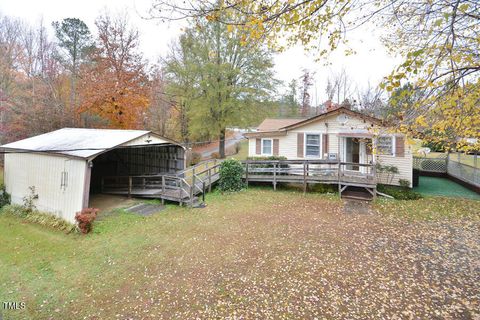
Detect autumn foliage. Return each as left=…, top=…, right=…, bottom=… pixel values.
left=75, top=208, right=99, bottom=234
left=78, top=14, right=149, bottom=129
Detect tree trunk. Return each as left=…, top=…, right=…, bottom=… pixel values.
left=219, top=128, right=226, bottom=158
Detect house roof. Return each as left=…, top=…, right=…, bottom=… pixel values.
left=1, top=128, right=177, bottom=159
left=244, top=107, right=384, bottom=138
left=257, top=118, right=304, bottom=132
left=281, top=107, right=384, bottom=130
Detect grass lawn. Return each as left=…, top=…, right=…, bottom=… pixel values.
left=1, top=188, right=479, bottom=319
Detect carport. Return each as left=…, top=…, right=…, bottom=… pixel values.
left=1, top=128, right=185, bottom=223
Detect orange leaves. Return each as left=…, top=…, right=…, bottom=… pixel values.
left=78, top=14, right=150, bottom=129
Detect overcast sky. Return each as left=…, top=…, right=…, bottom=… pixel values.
left=0, top=0, right=400, bottom=105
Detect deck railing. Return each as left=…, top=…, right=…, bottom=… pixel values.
left=242, top=160, right=376, bottom=192
left=101, top=159, right=223, bottom=206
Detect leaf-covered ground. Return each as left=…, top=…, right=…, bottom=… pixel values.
left=0, top=188, right=479, bottom=319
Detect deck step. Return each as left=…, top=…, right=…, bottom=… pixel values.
left=341, top=190, right=374, bottom=201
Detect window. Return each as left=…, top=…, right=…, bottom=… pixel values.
left=377, top=136, right=393, bottom=155
left=305, top=134, right=321, bottom=157
left=262, top=139, right=272, bottom=155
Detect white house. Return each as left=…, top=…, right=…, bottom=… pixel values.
left=1, top=128, right=185, bottom=223
left=244, top=107, right=412, bottom=187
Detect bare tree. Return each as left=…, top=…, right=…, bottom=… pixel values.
left=355, top=82, right=386, bottom=117
left=325, top=68, right=353, bottom=105
left=299, top=69, right=314, bottom=117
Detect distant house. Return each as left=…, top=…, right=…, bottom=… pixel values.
left=1, top=128, right=185, bottom=223
left=244, top=106, right=412, bottom=187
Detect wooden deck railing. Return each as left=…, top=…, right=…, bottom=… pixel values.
left=100, top=159, right=223, bottom=206
left=242, top=159, right=376, bottom=192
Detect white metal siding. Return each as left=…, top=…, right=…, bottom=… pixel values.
left=121, top=134, right=169, bottom=147
left=4, top=153, right=86, bottom=223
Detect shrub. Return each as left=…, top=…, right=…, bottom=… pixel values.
left=246, top=156, right=287, bottom=161
left=376, top=163, right=399, bottom=184
left=377, top=184, right=422, bottom=200
left=310, top=183, right=337, bottom=194
left=22, top=186, right=38, bottom=213
left=75, top=208, right=99, bottom=234
left=1, top=204, right=75, bottom=232
left=190, top=152, right=202, bottom=166
left=398, top=179, right=411, bottom=188
left=246, top=156, right=289, bottom=175
left=218, top=159, right=245, bottom=192
left=0, top=185, right=11, bottom=208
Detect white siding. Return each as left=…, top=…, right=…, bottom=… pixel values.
left=4, top=153, right=87, bottom=223
left=247, top=112, right=412, bottom=186
left=376, top=138, right=413, bottom=187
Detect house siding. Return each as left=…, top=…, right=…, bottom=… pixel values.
left=377, top=138, right=413, bottom=187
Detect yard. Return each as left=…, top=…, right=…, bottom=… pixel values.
left=0, top=188, right=479, bottom=319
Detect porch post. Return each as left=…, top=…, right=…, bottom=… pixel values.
left=303, top=161, right=307, bottom=194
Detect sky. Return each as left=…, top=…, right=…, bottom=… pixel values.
left=0, top=0, right=400, bottom=105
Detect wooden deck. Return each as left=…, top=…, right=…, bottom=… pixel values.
left=100, top=159, right=378, bottom=206
left=101, top=159, right=222, bottom=206
left=242, top=160, right=377, bottom=200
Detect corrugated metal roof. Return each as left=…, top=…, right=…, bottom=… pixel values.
left=257, top=118, right=304, bottom=132
left=1, top=128, right=170, bottom=159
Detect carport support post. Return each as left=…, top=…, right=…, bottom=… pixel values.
left=128, top=176, right=132, bottom=198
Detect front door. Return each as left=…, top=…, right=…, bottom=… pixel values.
left=343, top=138, right=366, bottom=172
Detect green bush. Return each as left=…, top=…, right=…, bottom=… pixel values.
left=247, top=156, right=287, bottom=161
left=377, top=184, right=422, bottom=200
left=398, top=179, right=411, bottom=188
left=1, top=204, right=75, bottom=232
left=0, top=185, right=11, bottom=208
left=218, top=159, right=245, bottom=192
left=246, top=156, right=289, bottom=176
left=310, top=183, right=337, bottom=194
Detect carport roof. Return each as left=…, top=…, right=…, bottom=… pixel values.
left=1, top=128, right=173, bottom=159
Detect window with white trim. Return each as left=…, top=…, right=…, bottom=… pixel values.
left=377, top=136, right=394, bottom=155
left=305, top=134, right=321, bottom=157
left=262, top=139, right=272, bottom=155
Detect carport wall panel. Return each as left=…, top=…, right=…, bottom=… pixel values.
left=4, top=153, right=87, bottom=223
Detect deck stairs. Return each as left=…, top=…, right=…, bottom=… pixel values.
left=101, top=159, right=222, bottom=207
